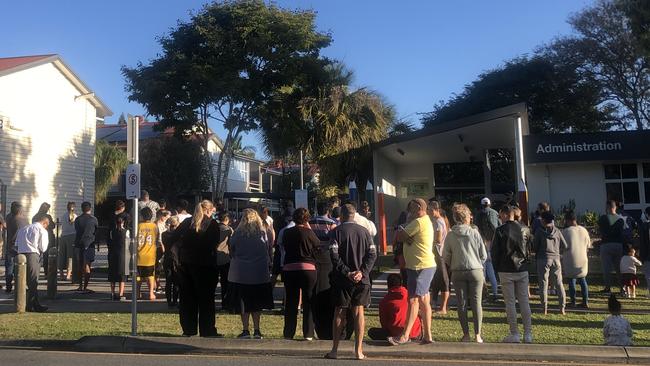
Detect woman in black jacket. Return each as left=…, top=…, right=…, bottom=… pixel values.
left=281, top=208, right=320, bottom=340
left=175, top=200, right=222, bottom=338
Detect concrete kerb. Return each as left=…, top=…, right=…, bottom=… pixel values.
left=71, top=336, right=650, bottom=364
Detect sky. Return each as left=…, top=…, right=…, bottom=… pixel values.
left=1, top=0, right=594, bottom=159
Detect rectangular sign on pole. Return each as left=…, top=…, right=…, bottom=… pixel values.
left=126, top=114, right=139, bottom=163
left=295, top=189, right=308, bottom=209
left=125, top=164, right=141, bottom=199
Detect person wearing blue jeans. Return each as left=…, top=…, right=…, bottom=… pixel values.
left=568, top=277, right=589, bottom=307
left=562, top=211, right=591, bottom=308
left=4, top=254, right=15, bottom=292
left=484, top=257, right=498, bottom=299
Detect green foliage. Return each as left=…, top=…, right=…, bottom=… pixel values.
left=95, top=140, right=128, bottom=204
left=422, top=55, right=613, bottom=133
left=618, top=0, right=650, bottom=56
left=550, top=0, right=650, bottom=130
left=389, top=120, right=415, bottom=137
left=316, top=185, right=340, bottom=201
left=581, top=210, right=600, bottom=229
left=122, top=0, right=332, bottom=198
left=232, top=135, right=256, bottom=158
left=139, top=137, right=210, bottom=199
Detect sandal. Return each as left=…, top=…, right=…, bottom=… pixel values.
left=387, top=336, right=410, bottom=346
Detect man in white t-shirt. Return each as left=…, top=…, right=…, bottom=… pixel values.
left=175, top=199, right=192, bottom=224
left=428, top=200, right=450, bottom=314
left=345, top=201, right=377, bottom=237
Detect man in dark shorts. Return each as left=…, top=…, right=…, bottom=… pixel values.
left=74, top=202, right=98, bottom=293
left=325, top=204, right=377, bottom=360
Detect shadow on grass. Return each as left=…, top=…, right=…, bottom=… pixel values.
left=481, top=316, right=602, bottom=329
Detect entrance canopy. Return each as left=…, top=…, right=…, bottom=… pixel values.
left=375, top=103, right=529, bottom=166
left=372, top=103, right=529, bottom=250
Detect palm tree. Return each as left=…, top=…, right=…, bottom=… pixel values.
left=232, top=135, right=257, bottom=158
left=299, top=84, right=396, bottom=160
left=95, top=140, right=128, bottom=204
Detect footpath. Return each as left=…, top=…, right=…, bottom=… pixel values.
left=1, top=336, right=649, bottom=364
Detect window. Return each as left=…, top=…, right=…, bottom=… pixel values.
left=604, top=163, right=649, bottom=206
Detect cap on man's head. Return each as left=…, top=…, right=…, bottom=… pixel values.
left=411, top=198, right=427, bottom=212
left=481, top=197, right=491, bottom=206
left=141, top=190, right=149, bottom=197
left=541, top=211, right=555, bottom=223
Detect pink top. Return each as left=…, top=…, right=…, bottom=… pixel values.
left=283, top=262, right=316, bottom=271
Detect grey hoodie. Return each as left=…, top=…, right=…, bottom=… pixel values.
left=533, top=225, right=567, bottom=260
left=443, top=224, right=487, bottom=272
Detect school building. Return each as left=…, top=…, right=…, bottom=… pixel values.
left=372, top=103, right=650, bottom=245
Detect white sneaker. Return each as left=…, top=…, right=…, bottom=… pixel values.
left=524, top=333, right=533, bottom=344
left=502, top=334, right=521, bottom=343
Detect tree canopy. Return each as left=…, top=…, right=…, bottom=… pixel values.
left=122, top=0, right=332, bottom=199
left=139, top=137, right=210, bottom=199
left=424, top=0, right=650, bottom=132
left=422, top=54, right=614, bottom=133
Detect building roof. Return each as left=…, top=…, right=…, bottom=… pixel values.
left=0, top=55, right=55, bottom=72
left=374, top=103, right=530, bottom=165
left=97, top=122, right=173, bottom=143
left=0, top=54, right=112, bottom=117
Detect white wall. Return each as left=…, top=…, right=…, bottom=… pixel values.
left=208, top=141, right=250, bottom=193
left=0, top=62, right=96, bottom=222
left=526, top=162, right=606, bottom=215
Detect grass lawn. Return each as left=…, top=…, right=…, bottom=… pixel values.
left=1, top=309, right=648, bottom=346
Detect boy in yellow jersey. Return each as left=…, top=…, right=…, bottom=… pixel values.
left=138, top=207, right=158, bottom=300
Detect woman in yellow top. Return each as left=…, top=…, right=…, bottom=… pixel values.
left=389, top=198, right=435, bottom=346
left=138, top=207, right=159, bottom=300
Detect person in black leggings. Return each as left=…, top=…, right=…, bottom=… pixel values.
left=281, top=208, right=320, bottom=340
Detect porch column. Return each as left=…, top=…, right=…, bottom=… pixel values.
left=483, top=149, right=492, bottom=195
left=514, top=115, right=529, bottom=223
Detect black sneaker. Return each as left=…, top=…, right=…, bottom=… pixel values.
left=237, top=330, right=251, bottom=339
left=253, top=330, right=263, bottom=339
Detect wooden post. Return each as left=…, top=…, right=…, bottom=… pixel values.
left=47, top=247, right=58, bottom=299
left=15, top=254, right=26, bottom=313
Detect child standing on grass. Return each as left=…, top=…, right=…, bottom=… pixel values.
left=137, top=207, right=159, bottom=301
left=603, top=294, right=633, bottom=346
left=620, top=245, right=642, bottom=298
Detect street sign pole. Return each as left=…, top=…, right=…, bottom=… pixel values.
left=126, top=115, right=140, bottom=336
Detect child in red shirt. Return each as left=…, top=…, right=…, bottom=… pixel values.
left=368, top=273, right=422, bottom=340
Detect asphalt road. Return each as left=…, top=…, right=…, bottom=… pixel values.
left=0, top=349, right=618, bottom=366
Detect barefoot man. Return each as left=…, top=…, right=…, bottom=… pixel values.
left=325, top=204, right=377, bottom=360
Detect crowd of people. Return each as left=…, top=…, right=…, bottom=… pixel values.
left=1, top=191, right=647, bottom=349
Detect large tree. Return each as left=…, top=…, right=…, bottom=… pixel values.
left=618, top=0, right=650, bottom=56
left=122, top=0, right=331, bottom=199
left=140, top=137, right=210, bottom=200
left=550, top=0, right=650, bottom=130
left=423, top=55, right=613, bottom=133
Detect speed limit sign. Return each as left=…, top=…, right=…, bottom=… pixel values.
left=126, top=164, right=141, bottom=199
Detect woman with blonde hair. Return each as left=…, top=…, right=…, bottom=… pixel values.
left=229, top=208, right=274, bottom=339
left=176, top=200, right=222, bottom=337
left=443, top=203, right=487, bottom=343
